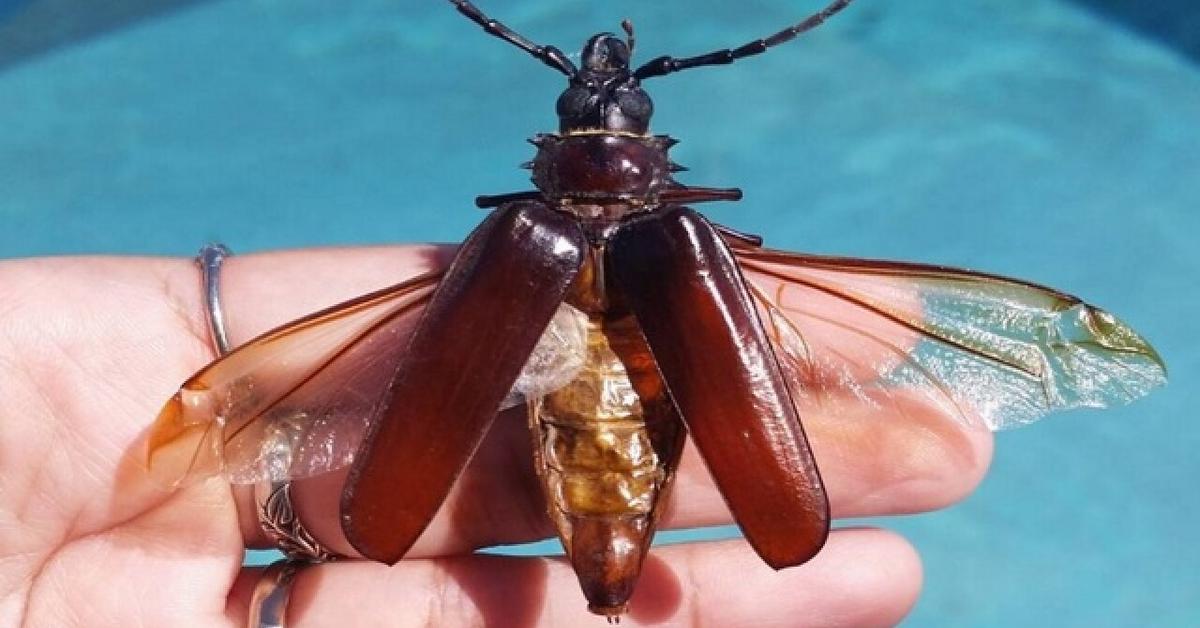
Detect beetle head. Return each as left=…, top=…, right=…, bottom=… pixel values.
left=582, top=33, right=630, bottom=72
left=556, top=31, right=653, bottom=135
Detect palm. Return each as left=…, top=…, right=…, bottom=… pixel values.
left=1, top=249, right=991, bottom=627
left=0, top=257, right=243, bottom=625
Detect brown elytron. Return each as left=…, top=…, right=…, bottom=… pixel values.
left=144, top=0, right=1166, bottom=622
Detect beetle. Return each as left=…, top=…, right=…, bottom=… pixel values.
left=145, top=0, right=1166, bottom=620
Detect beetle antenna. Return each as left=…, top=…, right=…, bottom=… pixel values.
left=448, top=0, right=578, bottom=77
left=634, top=0, right=854, bottom=80
left=621, top=19, right=636, bottom=57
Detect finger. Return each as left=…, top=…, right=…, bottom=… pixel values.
left=202, top=247, right=990, bottom=555
left=228, top=529, right=921, bottom=628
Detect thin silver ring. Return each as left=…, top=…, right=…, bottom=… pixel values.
left=197, top=243, right=233, bottom=354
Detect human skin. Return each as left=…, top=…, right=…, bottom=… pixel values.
left=0, top=246, right=992, bottom=627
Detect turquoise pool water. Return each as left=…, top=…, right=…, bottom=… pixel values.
left=1, top=1, right=1196, bottom=625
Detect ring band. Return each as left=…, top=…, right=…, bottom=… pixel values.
left=247, top=560, right=302, bottom=628
left=195, top=244, right=341, bottom=628
left=255, top=480, right=341, bottom=562
left=197, top=243, right=233, bottom=354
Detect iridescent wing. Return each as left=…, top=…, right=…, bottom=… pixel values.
left=146, top=271, right=442, bottom=488
left=731, top=245, right=1166, bottom=431
left=145, top=268, right=589, bottom=489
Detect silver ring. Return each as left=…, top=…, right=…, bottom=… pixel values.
left=195, top=244, right=342, bottom=565
left=247, top=560, right=303, bottom=628
left=197, top=243, right=233, bottom=355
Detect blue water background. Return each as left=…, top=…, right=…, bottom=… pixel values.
left=1, top=1, right=1196, bottom=625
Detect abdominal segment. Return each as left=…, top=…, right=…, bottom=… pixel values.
left=528, top=312, right=685, bottom=618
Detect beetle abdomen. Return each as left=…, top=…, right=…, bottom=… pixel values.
left=528, top=313, right=684, bottom=618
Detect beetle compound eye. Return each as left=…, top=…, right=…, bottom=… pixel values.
left=556, top=85, right=593, bottom=119
left=616, top=88, right=652, bottom=122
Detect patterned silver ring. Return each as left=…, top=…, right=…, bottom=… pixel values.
left=196, top=244, right=343, bottom=566
left=254, top=481, right=341, bottom=563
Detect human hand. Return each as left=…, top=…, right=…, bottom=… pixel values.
left=0, top=246, right=992, bottom=626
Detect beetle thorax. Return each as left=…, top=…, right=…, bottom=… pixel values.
left=529, top=133, right=679, bottom=212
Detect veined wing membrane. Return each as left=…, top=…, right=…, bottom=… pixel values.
left=146, top=270, right=443, bottom=488
left=733, top=247, right=1166, bottom=431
